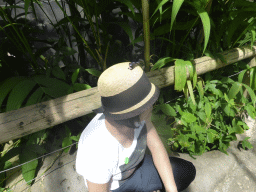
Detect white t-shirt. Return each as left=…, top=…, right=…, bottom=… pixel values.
left=75, top=113, right=147, bottom=191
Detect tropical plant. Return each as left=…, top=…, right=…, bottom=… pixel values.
left=152, top=64, right=256, bottom=158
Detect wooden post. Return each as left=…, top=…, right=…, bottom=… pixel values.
left=0, top=45, right=256, bottom=144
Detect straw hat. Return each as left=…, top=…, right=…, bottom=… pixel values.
left=93, top=62, right=160, bottom=120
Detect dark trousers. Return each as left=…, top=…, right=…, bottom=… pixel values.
left=112, top=154, right=196, bottom=192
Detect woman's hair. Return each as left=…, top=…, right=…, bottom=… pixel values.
left=114, top=114, right=141, bottom=128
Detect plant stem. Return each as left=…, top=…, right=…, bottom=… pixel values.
left=67, top=0, right=86, bottom=67
left=141, top=0, right=150, bottom=72
left=54, top=0, right=100, bottom=66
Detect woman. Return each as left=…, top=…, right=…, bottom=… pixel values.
left=76, top=62, right=196, bottom=192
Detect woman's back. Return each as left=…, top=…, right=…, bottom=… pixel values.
left=75, top=113, right=147, bottom=191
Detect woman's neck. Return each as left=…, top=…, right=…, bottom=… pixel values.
left=105, top=118, right=134, bottom=134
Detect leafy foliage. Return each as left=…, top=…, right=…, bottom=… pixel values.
left=153, top=68, right=256, bottom=159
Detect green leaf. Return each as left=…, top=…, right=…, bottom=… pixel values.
left=192, top=124, right=206, bottom=134
left=213, top=101, right=221, bottom=109
left=205, top=102, right=211, bottom=119
left=7, top=80, right=36, bottom=111
left=0, top=77, right=27, bottom=108
left=242, top=83, right=256, bottom=106
left=151, top=57, right=176, bottom=70
left=251, top=30, right=256, bottom=49
left=188, top=97, right=196, bottom=112
left=232, top=16, right=256, bottom=47
left=221, top=77, right=235, bottom=84
left=24, top=0, right=30, bottom=18
left=222, top=134, right=236, bottom=142
left=62, top=125, right=73, bottom=152
left=207, top=131, right=214, bottom=143
left=25, top=88, right=44, bottom=107
left=4, top=161, right=12, bottom=172
left=250, top=67, right=256, bottom=90
left=130, top=35, right=143, bottom=45
left=0, top=147, right=22, bottom=167
left=115, top=22, right=133, bottom=45
left=33, top=75, right=72, bottom=98
left=175, top=104, right=183, bottom=115
left=193, top=67, right=197, bottom=88
left=151, top=0, right=169, bottom=19
left=28, top=144, right=47, bottom=155
left=72, top=68, right=80, bottom=84
left=116, top=0, right=135, bottom=16
left=177, top=134, right=190, bottom=148
left=185, top=60, right=194, bottom=81
left=174, top=59, right=187, bottom=91
left=238, top=121, right=250, bottom=131
left=224, top=93, right=229, bottom=103
left=52, top=66, right=66, bottom=81
left=150, top=0, right=171, bottom=26
left=235, top=125, right=244, bottom=134
left=170, top=0, right=185, bottom=33
left=65, top=125, right=71, bottom=137
left=196, top=78, right=204, bottom=98
left=242, top=137, right=253, bottom=149
left=158, top=93, right=164, bottom=105
left=20, top=150, right=38, bottom=185
left=84, top=68, right=102, bottom=77
left=187, top=80, right=196, bottom=105
left=228, top=82, right=243, bottom=99
left=26, top=130, right=47, bottom=145
left=187, top=133, right=198, bottom=140
left=180, top=118, right=187, bottom=126
left=181, top=112, right=196, bottom=123
left=73, top=83, right=91, bottom=92
left=223, top=104, right=235, bottom=117
left=197, top=9, right=211, bottom=54
left=70, top=135, right=80, bottom=142
left=197, top=111, right=206, bottom=123
left=219, top=144, right=228, bottom=155
left=245, top=105, right=256, bottom=119
left=59, top=46, right=77, bottom=56
left=227, top=12, right=249, bottom=47
left=208, top=85, right=223, bottom=97
left=198, top=100, right=203, bottom=110
left=62, top=138, right=72, bottom=153
left=254, top=67, right=256, bottom=91
left=159, top=104, right=177, bottom=117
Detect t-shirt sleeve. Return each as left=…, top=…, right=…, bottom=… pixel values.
left=76, top=137, right=116, bottom=185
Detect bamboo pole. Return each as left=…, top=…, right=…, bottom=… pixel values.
left=141, top=0, right=150, bottom=72
left=0, top=45, right=256, bottom=144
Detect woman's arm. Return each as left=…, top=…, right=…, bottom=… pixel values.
left=141, top=106, right=177, bottom=192
left=146, top=121, right=178, bottom=192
